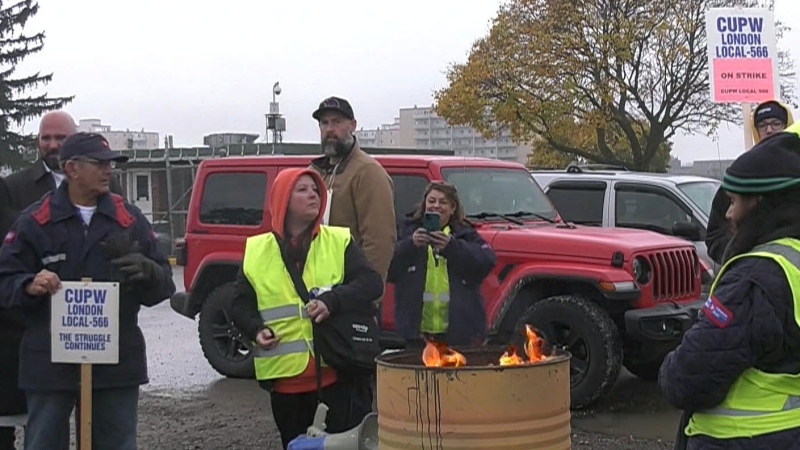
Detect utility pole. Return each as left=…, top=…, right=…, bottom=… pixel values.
left=266, top=82, right=286, bottom=154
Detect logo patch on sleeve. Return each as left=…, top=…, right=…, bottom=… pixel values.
left=3, top=231, right=15, bottom=244
left=703, top=295, right=733, bottom=328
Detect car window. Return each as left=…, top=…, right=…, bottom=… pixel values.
left=615, top=186, right=694, bottom=234
left=545, top=182, right=606, bottom=225
left=391, top=174, right=430, bottom=219
left=199, top=172, right=267, bottom=225
left=442, top=168, right=557, bottom=219
left=677, top=181, right=720, bottom=217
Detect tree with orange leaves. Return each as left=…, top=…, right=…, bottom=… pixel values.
left=434, top=0, right=794, bottom=172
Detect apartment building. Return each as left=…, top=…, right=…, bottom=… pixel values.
left=78, top=119, right=159, bottom=150
left=356, top=105, right=530, bottom=164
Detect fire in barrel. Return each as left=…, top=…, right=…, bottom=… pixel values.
left=376, top=326, right=571, bottom=449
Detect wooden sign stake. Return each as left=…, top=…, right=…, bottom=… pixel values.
left=743, top=102, right=755, bottom=152
left=80, top=277, right=92, bottom=450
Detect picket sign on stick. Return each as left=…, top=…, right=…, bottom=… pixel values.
left=51, top=278, right=120, bottom=450
left=706, top=7, right=778, bottom=153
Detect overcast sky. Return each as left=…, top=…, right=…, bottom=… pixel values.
left=13, top=0, right=800, bottom=164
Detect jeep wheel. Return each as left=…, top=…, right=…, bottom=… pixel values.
left=517, top=295, right=622, bottom=409
left=198, top=282, right=255, bottom=378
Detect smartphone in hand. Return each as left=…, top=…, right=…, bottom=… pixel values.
left=423, top=212, right=440, bottom=232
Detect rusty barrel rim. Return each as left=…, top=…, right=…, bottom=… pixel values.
left=375, top=347, right=571, bottom=371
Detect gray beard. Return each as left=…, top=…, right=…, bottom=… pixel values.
left=322, top=134, right=354, bottom=157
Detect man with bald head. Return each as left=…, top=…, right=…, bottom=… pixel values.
left=5, top=111, right=122, bottom=213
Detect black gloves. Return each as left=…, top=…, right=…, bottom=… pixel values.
left=100, top=234, right=164, bottom=287
left=111, top=252, right=164, bottom=286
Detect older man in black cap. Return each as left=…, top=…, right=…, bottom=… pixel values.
left=0, top=132, right=175, bottom=450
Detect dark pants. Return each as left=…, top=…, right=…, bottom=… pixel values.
left=0, top=330, right=25, bottom=450
left=24, top=387, right=139, bottom=450
left=270, top=374, right=372, bottom=449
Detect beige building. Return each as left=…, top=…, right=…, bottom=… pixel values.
left=669, top=156, right=733, bottom=180
left=78, top=119, right=160, bottom=150
left=356, top=105, right=530, bottom=164
left=357, top=118, right=401, bottom=147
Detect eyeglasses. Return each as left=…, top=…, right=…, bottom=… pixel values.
left=70, top=157, right=116, bottom=169
left=757, top=120, right=785, bottom=132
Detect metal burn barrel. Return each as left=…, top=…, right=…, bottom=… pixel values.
left=375, top=347, right=571, bottom=449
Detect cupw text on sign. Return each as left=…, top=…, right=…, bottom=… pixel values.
left=51, top=281, right=120, bottom=365
left=706, top=8, right=778, bottom=104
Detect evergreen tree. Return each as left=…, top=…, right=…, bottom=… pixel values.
left=0, top=0, right=73, bottom=170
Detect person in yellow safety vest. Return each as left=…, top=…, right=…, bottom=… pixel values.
left=706, top=100, right=795, bottom=264
left=659, top=129, right=800, bottom=450
left=229, top=168, right=383, bottom=450
left=389, top=181, right=496, bottom=348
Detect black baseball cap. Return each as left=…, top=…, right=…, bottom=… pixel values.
left=59, top=132, right=129, bottom=163
left=312, top=96, right=355, bottom=121
left=754, top=101, right=789, bottom=126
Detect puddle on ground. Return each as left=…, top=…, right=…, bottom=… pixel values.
left=572, top=409, right=683, bottom=441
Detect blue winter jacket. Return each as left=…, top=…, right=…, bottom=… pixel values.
left=388, top=218, right=495, bottom=347
left=659, top=256, right=800, bottom=450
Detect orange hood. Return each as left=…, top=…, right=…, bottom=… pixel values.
left=269, top=168, right=328, bottom=238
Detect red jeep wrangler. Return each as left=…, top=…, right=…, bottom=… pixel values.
left=170, top=154, right=705, bottom=408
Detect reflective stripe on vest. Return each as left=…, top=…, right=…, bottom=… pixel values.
left=687, top=238, right=800, bottom=439
left=259, top=304, right=310, bottom=322
left=251, top=339, right=311, bottom=359
left=242, top=226, right=350, bottom=381
left=421, top=226, right=450, bottom=334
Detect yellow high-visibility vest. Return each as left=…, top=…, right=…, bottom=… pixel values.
left=687, top=238, right=800, bottom=439
left=421, top=226, right=451, bottom=334
left=242, top=226, right=351, bottom=381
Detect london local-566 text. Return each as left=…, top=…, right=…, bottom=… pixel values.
left=714, top=15, right=769, bottom=58
left=61, top=288, right=110, bottom=328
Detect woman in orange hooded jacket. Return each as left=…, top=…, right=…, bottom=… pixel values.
left=230, top=168, right=383, bottom=448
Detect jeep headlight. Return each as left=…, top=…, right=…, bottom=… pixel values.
left=632, top=256, right=652, bottom=285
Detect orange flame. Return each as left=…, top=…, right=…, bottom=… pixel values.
left=422, top=341, right=467, bottom=367
left=498, top=325, right=547, bottom=366
left=524, top=325, right=546, bottom=363
left=498, top=345, right=524, bottom=366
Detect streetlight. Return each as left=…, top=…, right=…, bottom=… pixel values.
left=266, top=81, right=286, bottom=154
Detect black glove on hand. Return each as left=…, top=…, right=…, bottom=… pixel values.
left=111, top=252, right=164, bottom=286
left=99, top=234, right=139, bottom=260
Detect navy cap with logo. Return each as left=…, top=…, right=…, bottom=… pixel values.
left=754, top=100, right=789, bottom=126
left=312, top=96, right=355, bottom=121
left=59, top=132, right=129, bottom=163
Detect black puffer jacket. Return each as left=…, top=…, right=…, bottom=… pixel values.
left=659, top=255, right=800, bottom=449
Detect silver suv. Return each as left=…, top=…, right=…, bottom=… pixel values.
left=532, top=165, right=720, bottom=288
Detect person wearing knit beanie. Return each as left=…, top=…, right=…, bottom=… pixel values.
left=705, top=100, right=796, bottom=265
left=660, top=130, right=800, bottom=450
left=722, top=132, right=800, bottom=195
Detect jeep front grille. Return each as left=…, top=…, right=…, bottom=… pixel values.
left=648, top=249, right=698, bottom=301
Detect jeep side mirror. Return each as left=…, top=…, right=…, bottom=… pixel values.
left=672, top=221, right=702, bottom=241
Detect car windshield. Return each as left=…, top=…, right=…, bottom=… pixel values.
left=441, top=167, right=558, bottom=221
left=677, top=181, right=720, bottom=217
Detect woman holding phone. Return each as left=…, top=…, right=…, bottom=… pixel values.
left=388, top=181, right=496, bottom=348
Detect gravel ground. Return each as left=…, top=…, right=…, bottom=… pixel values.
left=9, top=366, right=679, bottom=450
left=132, top=383, right=676, bottom=450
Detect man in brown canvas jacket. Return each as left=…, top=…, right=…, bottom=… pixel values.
left=309, top=96, right=396, bottom=292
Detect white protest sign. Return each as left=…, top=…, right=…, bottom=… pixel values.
left=706, top=8, right=779, bottom=103
left=51, top=281, right=119, bottom=365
